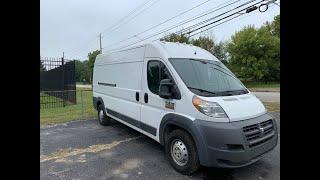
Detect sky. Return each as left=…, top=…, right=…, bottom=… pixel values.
left=40, top=0, right=280, bottom=60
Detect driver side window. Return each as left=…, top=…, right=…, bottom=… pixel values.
left=147, top=60, right=172, bottom=95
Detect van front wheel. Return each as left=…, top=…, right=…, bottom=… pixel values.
left=97, top=105, right=110, bottom=126
left=165, top=129, right=200, bottom=175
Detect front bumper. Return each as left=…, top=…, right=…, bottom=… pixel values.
left=194, top=113, right=278, bottom=168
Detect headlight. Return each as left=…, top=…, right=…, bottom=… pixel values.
left=192, top=95, right=228, bottom=118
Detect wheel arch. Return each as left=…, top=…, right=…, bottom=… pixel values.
left=93, top=96, right=105, bottom=111
left=159, top=113, right=208, bottom=164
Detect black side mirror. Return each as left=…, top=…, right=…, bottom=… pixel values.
left=159, top=79, right=174, bottom=99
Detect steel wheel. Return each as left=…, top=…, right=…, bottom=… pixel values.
left=97, top=105, right=110, bottom=126
left=98, top=109, right=104, bottom=123
left=171, top=139, right=189, bottom=166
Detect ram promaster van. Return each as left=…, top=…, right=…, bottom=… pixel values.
left=92, top=41, right=278, bottom=174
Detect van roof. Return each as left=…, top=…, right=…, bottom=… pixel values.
left=146, top=41, right=219, bottom=61
left=96, top=41, right=220, bottom=65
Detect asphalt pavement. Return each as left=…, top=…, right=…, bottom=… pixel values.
left=40, top=112, right=280, bottom=180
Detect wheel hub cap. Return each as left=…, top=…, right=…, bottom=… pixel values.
left=99, top=110, right=104, bottom=121
left=171, top=139, right=188, bottom=166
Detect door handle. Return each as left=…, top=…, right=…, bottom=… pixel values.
left=144, top=93, right=148, bottom=103
left=135, top=92, right=139, bottom=102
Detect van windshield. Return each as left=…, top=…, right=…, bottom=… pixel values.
left=169, top=58, right=248, bottom=97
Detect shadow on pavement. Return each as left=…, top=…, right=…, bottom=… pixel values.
left=196, top=167, right=235, bottom=180
left=109, top=119, right=236, bottom=180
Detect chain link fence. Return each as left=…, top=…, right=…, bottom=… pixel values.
left=40, top=89, right=96, bottom=125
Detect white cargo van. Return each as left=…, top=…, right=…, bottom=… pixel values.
left=92, top=41, right=278, bottom=174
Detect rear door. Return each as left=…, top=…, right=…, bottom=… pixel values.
left=140, top=58, right=177, bottom=139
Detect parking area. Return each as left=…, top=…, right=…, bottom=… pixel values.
left=40, top=112, right=280, bottom=180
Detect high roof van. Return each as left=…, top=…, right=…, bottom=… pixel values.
left=92, top=41, right=278, bottom=174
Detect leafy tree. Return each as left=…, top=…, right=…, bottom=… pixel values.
left=75, top=60, right=90, bottom=83
left=265, top=14, right=280, bottom=38
left=160, top=33, right=228, bottom=63
left=82, top=61, right=91, bottom=83
left=212, top=41, right=228, bottom=64
left=160, top=33, right=189, bottom=43
left=87, top=50, right=101, bottom=83
left=75, top=60, right=84, bottom=82
left=226, top=25, right=280, bottom=82
left=191, top=36, right=215, bottom=53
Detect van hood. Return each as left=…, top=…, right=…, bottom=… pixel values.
left=200, top=92, right=267, bottom=122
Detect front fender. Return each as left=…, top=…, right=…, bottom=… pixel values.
left=159, top=113, right=209, bottom=165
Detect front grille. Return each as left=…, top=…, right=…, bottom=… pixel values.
left=243, top=119, right=274, bottom=148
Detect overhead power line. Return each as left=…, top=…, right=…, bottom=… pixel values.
left=135, top=0, right=214, bottom=36
left=193, top=2, right=277, bottom=37
left=66, top=0, right=277, bottom=60
left=104, top=0, right=262, bottom=52
left=103, top=0, right=242, bottom=49
left=104, top=0, right=161, bottom=35
left=182, top=0, right=264, bottom=36
left=100, top=0, right=154, bottom=35
left=174, top=0, right=260, bottom=35
left=66, top=0, right=159, bottom=58
left=189, top=13, right=243, bottom=37
left=188, top=0, right=278, bottom=37
left=103, top=0, right=216, bottom=47
left=104, top=0, right=241, bottom=48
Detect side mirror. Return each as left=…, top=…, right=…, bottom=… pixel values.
left=159, top=79, right=174, bottom=99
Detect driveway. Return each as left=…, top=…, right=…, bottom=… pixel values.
left=40, top=112, right=280, bottom=180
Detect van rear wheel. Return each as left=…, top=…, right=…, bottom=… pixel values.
left=97, top=105, right=110, bottom=126
left=165, top=129, right=200, bottom=175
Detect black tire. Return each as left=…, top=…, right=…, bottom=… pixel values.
left=165, top=129, right=200, bottom=175
left=97, top=105, right=110, bottom=126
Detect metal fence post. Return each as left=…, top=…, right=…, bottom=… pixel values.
left=81, top=90, right=84, bottom=119
left=61, top=57, right=65, bottom=107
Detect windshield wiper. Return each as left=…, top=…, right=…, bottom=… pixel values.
left=218, top=89, right=248, bottom=96
left=187, top=86, right=216, bottom=95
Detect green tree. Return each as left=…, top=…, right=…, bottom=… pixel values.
left=160, top=33, right=190, bottom=43
left=75, top=60, right=90, bottom=83
left=75, top=60, right=83, bottom=82
left=190, top=36, right=229, bottom=63
left=161, top=33, right=228, bottom=63
left=226, top=25, right=280, bottom=82
left=265, top=14, right=280, bottom=38
left=212, top=41, right=228, bottom=64
left=82, top=60, right=91, bottom=83
left=87, top=50, right=101, bottom=83
left=191, top=36, right=215, bottom=53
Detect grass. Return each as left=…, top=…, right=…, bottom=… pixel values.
left=40, top=89, right=96, bottom=126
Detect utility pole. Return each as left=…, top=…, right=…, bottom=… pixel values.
left=99, top=33, right=102, bottom=54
